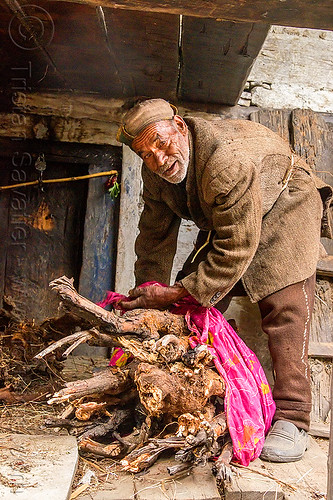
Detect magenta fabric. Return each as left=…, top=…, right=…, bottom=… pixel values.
left=97, top=282, right=275, bottom=465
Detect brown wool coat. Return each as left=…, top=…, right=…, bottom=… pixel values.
left=134, top=117, right=332, bottom=308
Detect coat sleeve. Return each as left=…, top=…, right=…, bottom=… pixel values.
left=180, top=156, right=262, bottom=307
left=134, top=166, right=181, bottom=286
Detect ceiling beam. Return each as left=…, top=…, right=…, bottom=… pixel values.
left=12, top=91, right=254, bottom=124
left=0, top=112, right=119, bottom=146
left=57, top=0, right=333, bottom=31
left=179, top=19, right=269, bottom=105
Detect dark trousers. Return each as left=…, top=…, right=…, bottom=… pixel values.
left=177, top=244, right=315, bottom=431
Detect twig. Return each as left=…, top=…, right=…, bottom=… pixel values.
left=34, top=330, right=93, bottom=359
left=295, top=467, right=313, bottom=484
left=80, top=456, right=108, bottom=474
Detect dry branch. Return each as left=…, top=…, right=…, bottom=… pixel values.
left=121, top=436, right=185, bottom=473
left=49, top=276, right=188, bottom=340
left=47, top=366, right=132, bottom=404
left=78, top=408, right=132, bottom=442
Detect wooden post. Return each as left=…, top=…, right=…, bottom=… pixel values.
left=115, top=145, right=142, bottom=294
left=79, top=161, right=120, bottom=304
left=78, top=159, right=121, bottom=356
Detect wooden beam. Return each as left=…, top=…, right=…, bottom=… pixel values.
left=14, top=92, right=126, bottom=123
left=0, top=112, right=120, bottom=146
left=13, top=91, right=253, bottom=125
left=179, top=18, right=269, bottom=105
left=52, top=1, right=333, bottom=31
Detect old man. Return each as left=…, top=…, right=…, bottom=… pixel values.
left=116, top=98, right=332, bottom=462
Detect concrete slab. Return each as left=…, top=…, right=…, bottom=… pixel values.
left=134, top=457, right=220, bottom=500
left=225, top=436, right=327, bottom=499
left=79, top=458, right=220, bottom=500
left=79, top=472, right=135, bottom=500
left=75, top=437, right=328, bottom=500
left=0, top=433, right=78, bottom=500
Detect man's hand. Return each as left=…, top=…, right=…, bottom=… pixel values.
left=120, top=283, right=188, bottom=311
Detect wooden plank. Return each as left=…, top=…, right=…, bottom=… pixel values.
left=311, top=279, right=333, bottom=344
left=0, top=4, right=63, bottom=92
left=0, top=112, right=119, bottom=146
left=328, top=370, right=333, bottom=498
left=77, top=159, right=121, bottom=357
left=310, top=356, right=332, bottom=429
left=134, top=457, right=221, bottom=500
left=309, top=421, right=330, bottom=438
left=115, top=145, right=142, bottom=294
left=180, top=18, right=269, bottom=105
left=291, top=108, right=331, bottom=171
left=39, top=0, right=333, bottom=30
left=319, top=239, right=333, bottom=275
left=309, top=342, right=333, bottom=358
left=250, top=109, right=291, bottom=143
left=79, top=159, right=121, bottom=304
left=290, top=109, right=333, bottom=271
left=317, top=256, right=333, bottom=277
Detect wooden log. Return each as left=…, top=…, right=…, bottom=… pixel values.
left=75, top=401, right=109, bottom=421
left=167, top=463, right=193, bottom=476
left=44, top=417, right=93, bottom=429
left=80, top=423, right=151, bottom=459
left=78, top=408, right=132, bottom=442
left=47, top=366, right=132, bottom=404
left=135, top=362, right=225, bottom=418
left=79, top=437, right=123, bottom=458
left=121, top=436, right=185, bottom=473
left=14, top=92, right=245, bottom=127
left=49, top=275, right=187, bottom=340
left=182, top=344, right=214, bottom=368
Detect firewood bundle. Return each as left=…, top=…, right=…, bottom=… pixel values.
left=37, top=276, right=234, bottom=486
left=0, top=296, right=88, bottom=402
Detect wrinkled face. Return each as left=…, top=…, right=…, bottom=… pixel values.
left=132, top=116, right=190, bottom=184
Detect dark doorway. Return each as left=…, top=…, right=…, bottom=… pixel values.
left=0, top=157, right=88, bottom=321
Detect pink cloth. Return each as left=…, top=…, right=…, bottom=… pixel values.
left=97, top=282, right=275, bottom=466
